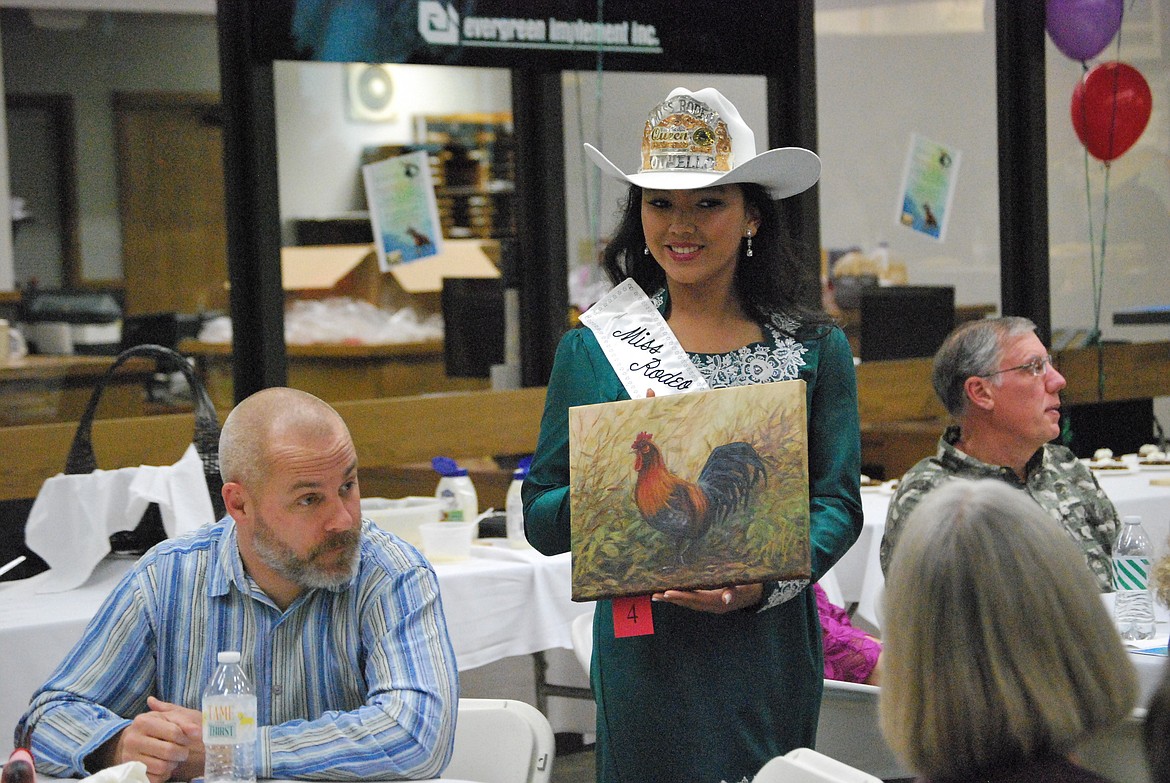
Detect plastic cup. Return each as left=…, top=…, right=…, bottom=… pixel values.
left=361, top=497, right=441, bottom=548
left=419, top=521, right=474, bottom=563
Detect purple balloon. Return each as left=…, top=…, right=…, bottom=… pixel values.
left=1046, top=0, right=1123, bottom=60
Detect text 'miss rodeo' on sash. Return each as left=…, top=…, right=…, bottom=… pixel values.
left=578, top=278, right=709, bottom=399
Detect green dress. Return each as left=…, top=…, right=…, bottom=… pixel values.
left=523, top=300, right=863, bottom=783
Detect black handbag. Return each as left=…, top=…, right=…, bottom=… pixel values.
left=63, top=344, right=225, bottom=555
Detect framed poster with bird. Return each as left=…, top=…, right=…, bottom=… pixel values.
left=568, top=380, right=809, bottom=601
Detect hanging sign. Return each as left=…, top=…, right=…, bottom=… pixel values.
left=257, top=0, right=785, bottom=74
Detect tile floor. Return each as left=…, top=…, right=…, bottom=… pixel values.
left=551, top=745, right=595, bottom=783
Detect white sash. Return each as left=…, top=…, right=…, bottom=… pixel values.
left=578, top=279, right=709, bottom=399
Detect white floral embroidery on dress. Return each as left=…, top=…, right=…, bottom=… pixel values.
left=690, top=317, right=808, bottom=389
left=648, top=287, right=808, bottom=388
left=758, top=578, right=810, bottom=612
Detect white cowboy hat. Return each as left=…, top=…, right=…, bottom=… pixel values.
left=584, top=87, right=821, bottom=200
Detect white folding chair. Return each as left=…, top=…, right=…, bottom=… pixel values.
left=443, top=698, right=556, bottom=783
left=1077, top=708, right=1151, bottom=783
left=757, top=747, right=882, bottom=783
left=570, top=609, right=594, bottom=678
left=815, top=680, right=909, bottom=780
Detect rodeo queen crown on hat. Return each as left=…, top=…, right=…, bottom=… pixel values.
left=583, top=86, right=821, bottom=199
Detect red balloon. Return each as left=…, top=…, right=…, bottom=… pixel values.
left=1071, top=61, right=1152, bottom=162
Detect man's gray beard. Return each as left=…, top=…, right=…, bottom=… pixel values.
left=252, top=515, right=361, bottom=589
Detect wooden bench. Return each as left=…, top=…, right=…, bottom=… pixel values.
left=4, top=339, right=1169, bottom=501
left=0, top=386, right=547, bottom=505
left=856, top=341, right=1170, bottom=478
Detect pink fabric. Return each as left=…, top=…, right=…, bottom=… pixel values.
left=815, top=583, right=881, bottom=683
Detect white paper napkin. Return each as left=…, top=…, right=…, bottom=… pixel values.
left=80, top=760, right=150, bottom=783
left=25, top=444, right=214, bottom=593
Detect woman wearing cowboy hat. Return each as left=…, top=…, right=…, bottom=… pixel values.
left=524, top=87, right=862, bottom=782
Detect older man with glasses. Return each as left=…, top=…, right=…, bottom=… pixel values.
left=878, top=316, right=1120, bottom=591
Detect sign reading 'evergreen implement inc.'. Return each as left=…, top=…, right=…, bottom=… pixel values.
left=255, top=0, right=784, bottom=74
left=420, top=3, right=663, bottom=53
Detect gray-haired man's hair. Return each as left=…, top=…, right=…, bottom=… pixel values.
left=931, top=317, right=1037, bottom=417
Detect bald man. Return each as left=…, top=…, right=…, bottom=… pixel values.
left=18, top=388, right=459, bottom=782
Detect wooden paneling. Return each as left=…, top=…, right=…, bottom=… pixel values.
left=1055, top=342, right=1170, bottom=405
left=0, top=355, right=154, bottom=427
left=0, top=412, right=199, bottom=503
left=856, top=357, right=946, bottom=424
left=856, top=341, right=1170, bottom=426
left=0, top=387, right=546, bottom=503
left=3, top=342, right=1167, bottom=502
left=856, top=341, right=1170, bottom=478
left=861, top=420, right=948, bottom=480
left=338, top=387, right=545, bottom=468
left=181, top=339, right=489, bottom=411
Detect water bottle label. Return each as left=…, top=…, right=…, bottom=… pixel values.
left=203, top=696, right=258, bottom=745
left=1113, top=556, right=1150, bottom=591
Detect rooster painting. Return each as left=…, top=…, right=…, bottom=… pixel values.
left=631, top=431, right=767, bottom=565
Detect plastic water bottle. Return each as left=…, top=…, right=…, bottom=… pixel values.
left=505, top=458, right=531, bottom=549
left=203, top=651, right=257, bottom=783
left=1113, top=515, right=1157, bottom=641
left=432, top=456, right=477, bottom=522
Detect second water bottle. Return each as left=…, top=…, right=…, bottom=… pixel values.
left=1113, top=515, right=1156, bottom=641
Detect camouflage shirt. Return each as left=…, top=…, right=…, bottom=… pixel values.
left=880, top=425, right=1119, bottom=591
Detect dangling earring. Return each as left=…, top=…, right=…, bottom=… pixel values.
left=643, top=245, right=650, bottom=256
left=745, top=230, right=753, bottom=258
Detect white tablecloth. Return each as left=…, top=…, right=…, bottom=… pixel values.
left=0, top=541, right=592, bottom=758
left=822, top=471, right=1170, bottom=709
left=825, top=470, right=1170, bottom=631
left=8, top=471, right=1167, bottom=757
left=431, top=543, right=590, bottom=671
left=1131, top=646, right=1168, bottom=706
left=822, top=489, right=891, bottom=629
left=819, top=468, right=1170, bottom=706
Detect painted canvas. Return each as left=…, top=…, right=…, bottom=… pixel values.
left=568, top=380, right=809, bottom=602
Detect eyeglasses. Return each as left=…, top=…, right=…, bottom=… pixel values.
left=978, top=354, right=1054, bottom=378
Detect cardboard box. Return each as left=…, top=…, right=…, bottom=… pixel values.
left=281, top=240, right=500, bottom=316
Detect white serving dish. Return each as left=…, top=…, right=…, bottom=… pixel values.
left=361, top=496, right=442, bottom=548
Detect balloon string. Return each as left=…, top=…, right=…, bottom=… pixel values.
left=1079, top=63, right=1103, bottom=399
left=1089, top=9, right=1126, bottom=400
left=1081, top=130, right=1111, bottom=402
left=1097, top=163, right=1111, bottom=401
left=1082, top=144, right=1099, bottom=340
left=1079, top=62, right=1098, bottom=341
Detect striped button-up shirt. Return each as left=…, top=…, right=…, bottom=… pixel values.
left=18, top=518, right=459, bottom=780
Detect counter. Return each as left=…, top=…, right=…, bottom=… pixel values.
left=179, top=339, right=489, bottom=410
left=0, top=354, right=155, bottom=426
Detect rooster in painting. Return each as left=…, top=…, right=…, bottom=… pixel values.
left=630, top=431, right=767, bottom=564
